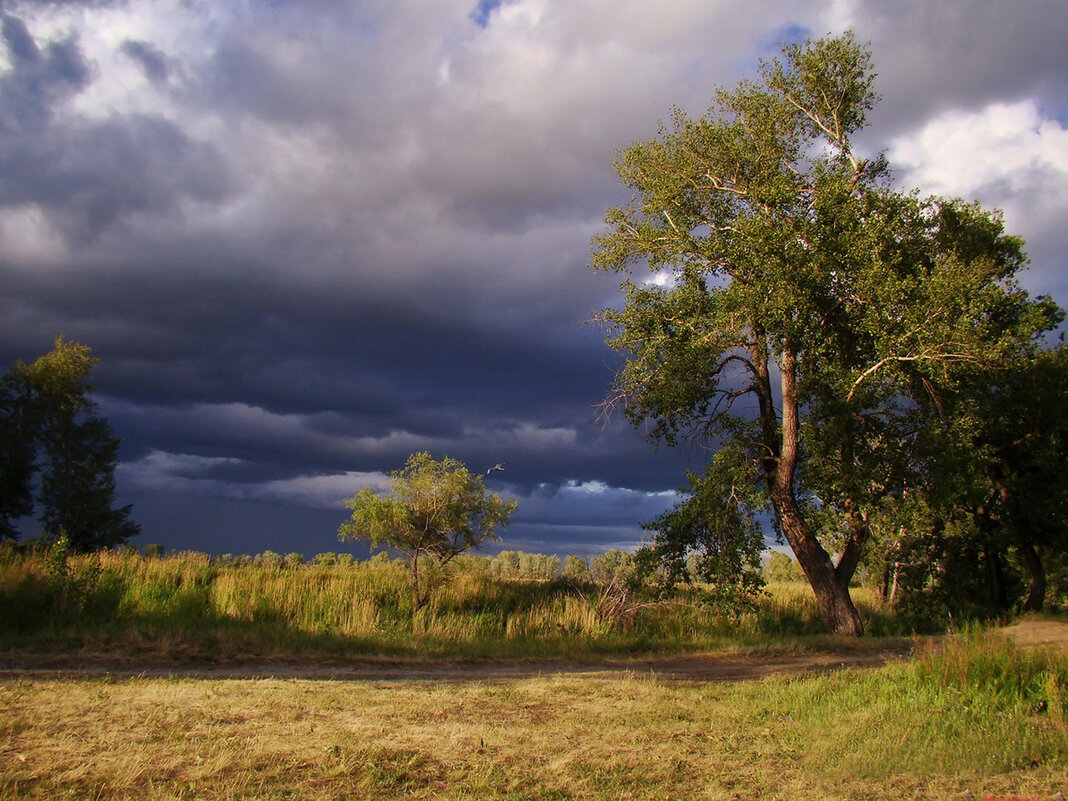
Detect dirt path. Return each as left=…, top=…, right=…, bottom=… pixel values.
left=2, top=619, right=1061, bottom=684
left=0, top=646, right=907, bottom=684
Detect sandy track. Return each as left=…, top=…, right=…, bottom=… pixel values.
left=4, top=619, right=1060, bottom=684
left=0, top=647, right=905, bottom=684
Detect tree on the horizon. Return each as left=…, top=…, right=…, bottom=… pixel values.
left=0, top=337, right=139, bottom=550
left=592, top=33, right=1061, bottom=635
left=338, top=451, right=517, bottom=615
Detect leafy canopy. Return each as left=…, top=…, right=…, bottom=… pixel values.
left=0, top=337, right=139, bottom=550
left=339, top=452, right=516, bottom=560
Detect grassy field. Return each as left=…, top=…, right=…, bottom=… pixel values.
left=1, top=548, right=1066, bottom=799
left=2, top=628, right=1066, bottom=800
left=0, top=546, right=899, bottom=660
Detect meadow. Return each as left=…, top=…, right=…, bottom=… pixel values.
left=0, top=546, right=894, bottom=661
left=1, top=547, right=1066, bottom=800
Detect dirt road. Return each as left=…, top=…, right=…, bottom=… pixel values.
left=2, top=619, right=1061, bottom=684
left=0, top=646, right=907, bottom=683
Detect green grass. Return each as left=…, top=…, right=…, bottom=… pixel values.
left=0, top=548, right=898, bottom=660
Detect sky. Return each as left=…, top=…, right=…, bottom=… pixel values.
left=1, top=0, right=1066, bottom=559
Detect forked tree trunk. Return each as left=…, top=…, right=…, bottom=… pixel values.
left=774, top=492, right=865, bottom=636
left=765, top=346, right=864, bottom=636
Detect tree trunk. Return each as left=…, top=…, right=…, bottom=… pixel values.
left=1018, top=542, right=1046, bottom=613
left=887, top=563, right=900, bottom=608
left=768, top=347, right=864, bottom=636
left=779, top=501, right=865, bottom=635
left=410, top=551, right=423, bottom=616
left=984, top=547, right=1008, bottom=611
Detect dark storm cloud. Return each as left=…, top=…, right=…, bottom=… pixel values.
left=0, top=14, right=232, bottom=243
left=0, top=114, right=232, bottom=241
left=120, top=39, right=172, bottom=85
left=1, top=0, right=1064, bottom=557
left=0, top=14, right=89, bottom=131
left=844, top=0, right=1068, bottom=135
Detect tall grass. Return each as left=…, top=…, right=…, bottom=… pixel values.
left=742, top=625, right=1068, bottom=779
left=0, top=546, right=899, bottom=659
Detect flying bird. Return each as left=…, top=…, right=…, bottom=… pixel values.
left=486, top=463, right=505, bottom=475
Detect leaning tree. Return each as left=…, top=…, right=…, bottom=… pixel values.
left=592, top=33, right=1060, bottom=635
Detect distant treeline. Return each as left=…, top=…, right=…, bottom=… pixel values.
left=140, top=544, right=801, bottom=586
left=137, top=546, right=637, bottom=585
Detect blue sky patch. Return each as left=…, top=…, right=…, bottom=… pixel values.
left=470, top=0, right=505, bottom=28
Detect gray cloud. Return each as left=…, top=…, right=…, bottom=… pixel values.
left=1, top=0, right=1064, bottom=557
left=0, top=14, right=232, bottom=243
left=842, top=0, right=1068, bottom=135
left=120, top=39, right=172, bottom=85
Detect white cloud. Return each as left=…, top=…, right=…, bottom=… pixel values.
left=119, top=448, right=389, bottom=508
left=889, top=100, right=1068, bottom=200
left=255, top=471, right=391, bottom=509
left=888, top=99, right=1068, bottom=298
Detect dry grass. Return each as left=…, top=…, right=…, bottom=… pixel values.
left=3, top=641, right=1066, bottom=801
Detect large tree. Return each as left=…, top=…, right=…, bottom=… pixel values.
left=0, top=337, right=139, bottom=550
left=592, top=33, right=1060, bottom=635
left=338, top=452, right=517, bottom=614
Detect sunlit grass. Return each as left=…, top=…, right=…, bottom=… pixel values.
left=1, top=547, right=893, bottom=660
left=1, top=629, right=1064, bottom=800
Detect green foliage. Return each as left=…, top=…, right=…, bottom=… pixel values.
left=590, top=550, right=634, bottom=585
left=592, top=32, right=1061, bottom=635
left=338, top=452, right=517, bottom=613
left=0, top=337, right=139, bottom=550
left=487, top=549, right=561, bottom=580
left=519, top=551, right=560, bottom=580
left=637, top=448, right=766, bottom=610
left=44, top=534, right=102, bottom=618
left=283, top=552, right=305, bottom=568
left=563, top=554, right=590, bottom=582
left=764, top=551, right=805, bottom=583
left=859, top=343, right=1068, bottom=622
left=255, top=550, right=283, bottom=569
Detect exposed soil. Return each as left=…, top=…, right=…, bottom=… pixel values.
left=1000, top=618, right=1068, bottom=649
left=0, top=644, right=909, bottom=684
left=1, top=619, right=1062, bottom=685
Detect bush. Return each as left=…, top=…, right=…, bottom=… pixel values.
left=563, top=555, right=590, bottom=582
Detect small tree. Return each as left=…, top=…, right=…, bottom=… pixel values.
left=0, top=337, right=139, bottom=550
left=338, top=452, right=517, bottom=614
